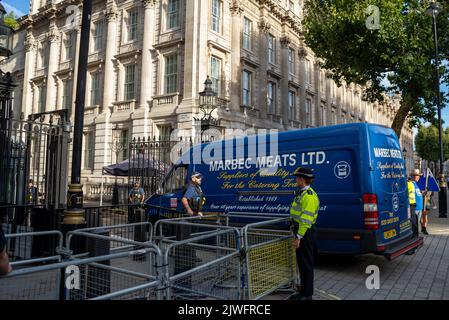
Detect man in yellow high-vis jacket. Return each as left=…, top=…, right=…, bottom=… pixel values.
left=289, top=167, right=320, bottom=301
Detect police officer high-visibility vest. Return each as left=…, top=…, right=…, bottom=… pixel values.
left=408, top=181, right=416, bottom=205
left=290, top=186, right=320, bottom=238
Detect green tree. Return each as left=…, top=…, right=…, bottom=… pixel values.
left=4, top=11, right=19, bottom=30
left=415, top=125, right=449, bottom=164
left=302, top=0, right=449, bottom=138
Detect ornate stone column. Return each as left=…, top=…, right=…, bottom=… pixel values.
left=99, top=3, right=118, bottom=172
left=298, top=47, right=307, bottom=128
left=139, top=0, right=156, bottom=109
left=102, top=5, right=117, bottom=112
left=230, top=0, right=243, bottom=112
left=280, top=36, right=291, bottom=127
left=257, top=18, right=270, bottom=119
left=45, top=22, right=60, bottom=111
left=22, top=29, right=36, bottom=117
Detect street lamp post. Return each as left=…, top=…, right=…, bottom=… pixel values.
left=426, top=1, right=447, bottom=218
left=402, top=147, right=408, bottom=172
left=194, top=76, right=229, bottom=142
left=63, top=0, right=93, bottom=236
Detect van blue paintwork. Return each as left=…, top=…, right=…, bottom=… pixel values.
left=146, top=123, right=422, bottom=258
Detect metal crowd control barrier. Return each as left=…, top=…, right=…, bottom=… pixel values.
left=5, top=230, right=64, bottom=266
left=1, top=214, right=297, bottom=300
left=0, top=247, right=163, bottom=300
left=0, top=223, right=164, bottom=300
left=242, top=217, right=297, bottom=300
left=154, top=212, right=297, bottom=300
left=162, top=228, right=241, bottom=300
left=66, top=222, right=153, bottom=255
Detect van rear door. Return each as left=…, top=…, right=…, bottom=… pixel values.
left=368, top=126, right=412, bottom=246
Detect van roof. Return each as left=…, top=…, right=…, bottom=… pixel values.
left=176, top=123, right=395, bottom=165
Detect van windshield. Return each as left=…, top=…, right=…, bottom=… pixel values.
left=163, top=165, right=188, bottom=194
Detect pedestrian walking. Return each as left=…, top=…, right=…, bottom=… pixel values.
left=407, top=169, right=424, bottom=237
left=421, top=191, right=432, bottom=235
left=0, top=227, right=12, bottom=276
left=289, top=167, right=320, bottom=301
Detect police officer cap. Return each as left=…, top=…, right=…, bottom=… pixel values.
left=293, top=167, right=315, bottom=179
left=191, top=171, right=203, bottom=179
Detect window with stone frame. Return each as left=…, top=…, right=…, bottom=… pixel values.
left=112, top=129, right=129, bottom=162
left=288, top=48, right=295, bottom=74
left=167, top=0, right=180, bottom=29
left=90, top=72, right=101, bottom=106
left=267, top=81, right=277, bottom=115
left=211, top=0, right=222, bottom=33
left=124, top=64, right=136, bottom=101
left=331, top=108, right=337, bottom=125
left=39, top=41, right=49, bottom=68
left=305, top=59, right=312, bottom=84
left=62, top=79, right=72, bottom=110
left=38, top=84, right=46, bottom=113
left=210, top=56, right=221, bottom=96
left=83, top=130, right=95, bottom=170
left=165, top=54, right=178, bottom=94
left=157, top=124, right=173, bottom=141
left=64, top=31, right=75, bottom=61
left=127, top=8, right=139, bottom=42
left=305, top=98, right=312, bottom=126
left=321, top=104, right=326, bottom=126
left=93, top=20, right=104, bottom=52
left=243, top=17, right=252, bottom=51
left=242, top=70, right=252, bottom=106
left=288, top=90, right=296, bottom=121
left=268, top=34, right=275, bottom=64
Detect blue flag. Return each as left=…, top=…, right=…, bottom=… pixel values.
left=417, top=168, right=440, bottom=192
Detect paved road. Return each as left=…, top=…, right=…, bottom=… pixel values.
left=279, top=204, right=449, bottom=300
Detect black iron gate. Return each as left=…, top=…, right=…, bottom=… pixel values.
left=0, top=110, right=70, bottom=208
left=128, top=137, right=194, bottom=196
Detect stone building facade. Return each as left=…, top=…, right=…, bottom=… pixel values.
left=2, top=0, right=414, bottom=198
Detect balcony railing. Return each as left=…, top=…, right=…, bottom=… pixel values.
left=112, top=100, right=136, bottom=113
left=84, top=105, right=100, bottom=116
left=58, top=61, right=72, bottom=72
left=152, top=93, right=180, bottom=106
left=34, top=68, right=47, bottom=78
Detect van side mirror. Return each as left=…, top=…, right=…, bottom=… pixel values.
left=156, top=186, right=163, bottom=195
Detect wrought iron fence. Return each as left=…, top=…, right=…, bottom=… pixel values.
left=0, top=111, right=70, bottom=208
left=128, top=137, right=194, bottom=197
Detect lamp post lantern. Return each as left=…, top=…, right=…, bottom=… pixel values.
left=195, top=76, right=229, bottom=142
left=426, top=1, right=447, bottom=218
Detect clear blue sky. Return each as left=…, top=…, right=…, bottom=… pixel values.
left=3, top=0, right=28, bottom=17
left=3, top=0, right=449, bottom=125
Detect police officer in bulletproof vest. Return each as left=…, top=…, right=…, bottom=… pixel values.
left=181, top=172, right=206, bottom=217
left=289, top=167, right=320, bottom=301
left=174, top=172, right=206, bottom=280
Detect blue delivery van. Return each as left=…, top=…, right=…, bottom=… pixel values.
left=146, top=123, right=423, bottom=260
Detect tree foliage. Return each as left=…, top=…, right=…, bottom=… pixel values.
left=415, top=125, right=449, bottom=163
left=4, top=11, right=19, bottom=30
left=302, top=0, right=449, bottom=138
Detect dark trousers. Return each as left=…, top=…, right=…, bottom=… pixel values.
left=410, top=204, right=419, bottom=237
left=296, top=226, right=316, bottom=298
